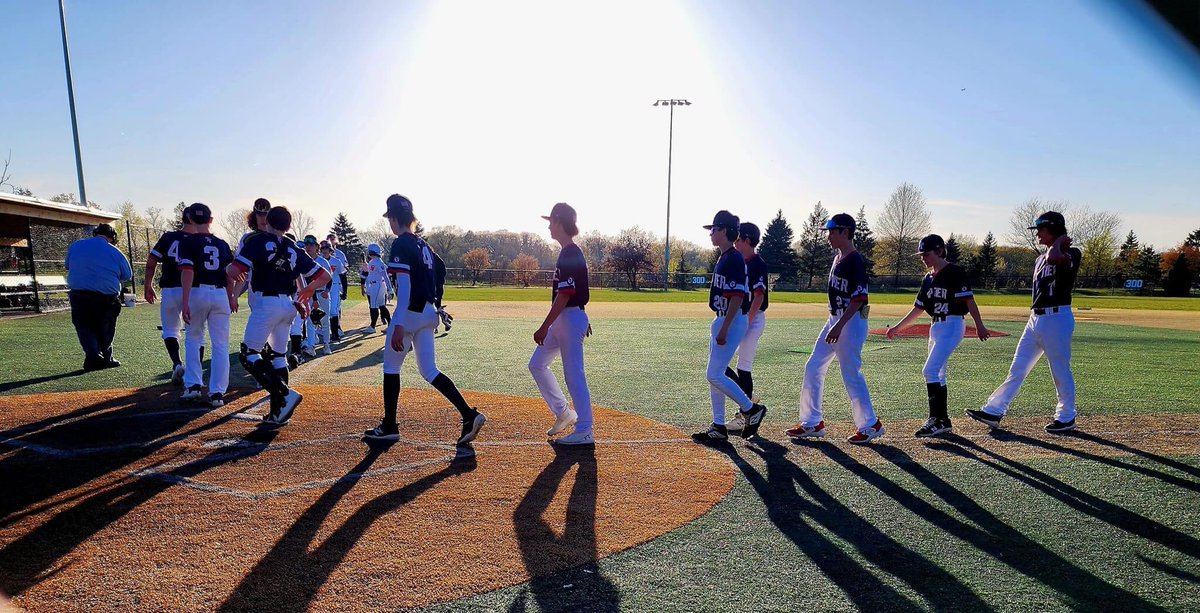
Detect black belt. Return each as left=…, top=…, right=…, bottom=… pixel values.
left=255, top=291, right=292, bottom=298
left=930, top=315, right=963, bottom=322
left=1033, top=306, right=1067, bottom=315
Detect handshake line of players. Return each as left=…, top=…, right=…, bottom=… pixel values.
left=139, top=195, right=1083, bottom=448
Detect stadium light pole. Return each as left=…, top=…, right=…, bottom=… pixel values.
left=653, top=98, right=690, bottom=291
left=58, top=0, right=88, bottom=207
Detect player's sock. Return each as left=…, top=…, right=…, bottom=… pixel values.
left=724, top=367, right=741, bottom=386
left=937, top=384, right=949, bottom=420
left=369, top=308, right=379, bottom=328
left=927, top=382, right=943, bottom=419
left=200, top=345, right=205, bottom=363
left=737, top=369, right=754, bottom=398
left=430, top=373, right=475, bottom=420
left=164, top=337, right=181, bottom=366
left=380, top=306, right=391, bottom=325
left=383, top=373, right=400, bottom=425
left=290, top=335, right=302, bottom=355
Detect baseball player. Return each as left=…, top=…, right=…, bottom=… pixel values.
left=362, top=243, right=392, bottom=332
left=529, top=203, right=595, bottom=445
left=143, top=209, right=201, bottom=384
left=326, top=233, right=349, bottom=339
left=967, top=211, right=1082, bottom=433
left=786, top=213, right=885, bottom=444
left=692, top=210, right=768, bottom=444
left=227, top=206, right=329, bottom=426
left=885, top=234, right=990, bottom=437
left=176, top=203, right=234, bottom=407
left=296, top=236, right=331, bottom=357
left=364, top=194, right=485, bottom=446
left=232, top=198, right=272, bottom=305
left=724, top=222, right=770, bottom=433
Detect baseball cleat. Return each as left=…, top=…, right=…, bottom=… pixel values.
left=786, top=421, right=826, bottom=439
left=847, top=420, right=885, bottom=444
left=323, top=346, right=333, bottom=356
left=914, top=417, right=952, bottom=438
left=302, top=346, right=317, bottom=358
left=964, top=409, right=1003, bottom=429
left=691, top=423, right=729, bottom=445
left=1044, top=418, right=1076, bottom=434
left=364, top=421, right=400, bottom=441
left=286, top=354, right=299, bottom=371
left=170, top=363, right=185, bottom=386
left=208, top=393, right=225, bottom=408
left=739, top=404, right=768, bottom=439
left=547, top=408, right=578, bottom=437
left=268, top=390, right=302, bottom=425
left=725, top=411, right=746, bottom=432
left=457, top=410, right=486, bottom=446
left=181, top=385, right=204, bottom=402
left=553, top=428, right=594, bottom=445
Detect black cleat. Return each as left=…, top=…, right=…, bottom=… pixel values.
left=914, top=417, right=953, bottom=438
left=964, top=409, right=1002, bottom=429
left=1044, top=419, right=1076, bottom=434
left=364, top=421, right=400, bottom=441
left=457, top=410, right=486, bottom=446
left=691, top=423, right=729, bottom=445
left=739, top=403, right=768, bottom=438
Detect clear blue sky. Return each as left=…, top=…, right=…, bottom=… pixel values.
left=4, top=0, right=1198, bottom=248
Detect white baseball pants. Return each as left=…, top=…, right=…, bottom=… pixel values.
left=529, top=307, right=593, bottom=431
left=307, top=291, right=332, bottom=349
left=383, top=303, right=442, bottom=381
left=798, top=314, right=877, bottom=430
left=160, top=287, right=184, bottom=340
left=366, top=280, right=389, bottom=309
left=183, top=286, right=231, bottom=394
left=708, top=313, right=753, bottom=425
left=924, top=316, right=965, bottom=384
left=982, top=308, right=1077, bottom=422
left=328, top=282, right=342, bottom=317
left=243, top=293, right=296, bottom=369
left=714, top=312, right=767, bottom=416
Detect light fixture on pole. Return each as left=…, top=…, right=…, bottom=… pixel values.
left=58, top=0, right=88, bottom=207
left=653, top=98, right=690, bottom=291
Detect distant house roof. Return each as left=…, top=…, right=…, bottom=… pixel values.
left=0, top=192, right=120, bottom=226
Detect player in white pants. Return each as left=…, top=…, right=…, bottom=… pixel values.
left=886, top=234, right=990, bottom=437
left=967, top=211, right=1082, bottom=433
left=326, top=233, right=348, bottom=340
left=144, top=211, right=200, bottom=384
left=692, top=210, right=768, bottom=444
left=530, top=203, right=595, bottom=445
left=362, top=243, right=392, bottom=333
left=177, top=204, right=234, bottom=407
left=786, top=213, right=884, bottom=444
left=723, top=222, right=770, bottom=433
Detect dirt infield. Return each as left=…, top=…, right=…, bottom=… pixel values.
left=867, top=323, right=1011, bottom=338
left=0, top=387, right=733, bottom=612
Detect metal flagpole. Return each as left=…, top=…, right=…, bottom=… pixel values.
left=58, top=0, right=88, bottom=207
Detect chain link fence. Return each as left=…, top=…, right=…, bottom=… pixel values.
left=0, top=218, right=91, bottom=313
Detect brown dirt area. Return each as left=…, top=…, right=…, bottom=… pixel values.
left=868, top=323, right=1010, bottom=338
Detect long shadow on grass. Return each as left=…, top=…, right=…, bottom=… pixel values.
left=0, top=423, right=279, bottom=597
left=0, top=370, right=89, bottom=394
left=217, top=443, right=478, bottom=612
left=1058, top=430, right=1200, bottom=483
left=847, top=443, right=1165, bottom=612
left=722, top=440, right=988, bottom=612
left=508, top=445, right=619, bottom=613
left=928, top=435, right=1200, bottom=563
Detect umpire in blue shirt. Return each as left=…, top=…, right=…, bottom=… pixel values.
left=65, top=223, right=133, bottom=370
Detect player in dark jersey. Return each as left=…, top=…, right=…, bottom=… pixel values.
left=786, top=213, right=884, bottom=443
left=692, top=210, right=768, bottom=445
left=529, top=203, right=595, bottom=445
left=364, top=194, right=486, bottom=446
left=968, top=211, right=1082, bottom=433
left=724, top=222, right=770, bottom=433
left=226, top=206, right=329, bottom=426
left=176, top=203, right=235, bottom=407
left=232, top=197, right=272, bottom=305
left=885, top=234, right=991, bottom=437
left=143, top=208, right=197, bottom=384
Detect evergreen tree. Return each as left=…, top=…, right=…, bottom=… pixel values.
left=854, top=206, right=877, bottom=280
left=796, top=202, right=833, bottom=288
left=1164, top=252, right=1194, bottom=296
left=171, top=201, right=187, bottom=231
left=1185, top=228, right=1200, bottom=249
left=757, top=209, right=799, bottom=284
left=1117, top=230, right=1139, bottom=277
left=330, top=213, right=366, bottom=264
left=968, top=232, right=999, bottom=288
left=1136, top=245, right=1161, bottom=285
left=945, top=234, right=962, bottom=263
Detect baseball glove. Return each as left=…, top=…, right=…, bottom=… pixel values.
left=437, top=306, right=454, bottom=333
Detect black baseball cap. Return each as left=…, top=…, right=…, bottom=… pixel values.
left=738, top=222, right=761, bottom=245
left=1028, top=211, right=1066, bottom=230
left=541, top=202, right=577, bottom=225
left=915, top=234, right=945, bottom=254
left=303, top=235, right=318, bottom=246
left=824, top=213, right=856, bottom=232
left=704, top=210, right=740, bottom=230
left=93, top=223, right=117, bottom=239
left=186, top=202, right=212, bottom=224
left=252, top=198, right=271, bottom=213
left=384, top=193, right=413, bottom=218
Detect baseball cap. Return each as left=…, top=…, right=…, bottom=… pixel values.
left=303, top=235, right=318, bottom=246
left=1028, top=211, right=1066, bottom=230
left=915, top=234, right=945, bottom=254
left=704, top=210, right=740, bottom=230
left=367, top=243, right=381, bottom=255
left=824, top=213, right=856, bottom=232
left=93, top=223, right=117, bottom=239
left=384, top=193, right=413, bottom=218
left=186, top=202, right=212, bottom=225
left=738, top=222, right=761, bottom=244
left=541, top=202, right=577, bottom=225
left=252, top=198, right=271, bottom=213
left=319, top=241, right=332, bottom=250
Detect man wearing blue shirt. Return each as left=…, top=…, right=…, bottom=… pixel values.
left=65, top=223, right=133, bottom=370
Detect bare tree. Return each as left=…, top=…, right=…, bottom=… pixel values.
left=218, top=208, right=250, bottom=246
left=0, top=150, right=12, bottom=192
left=1006, top=198, right=1070, bottom=250
left=1006, top=198, right=1121, bottom=251
left=607, top=226, right=657, bottom=289
left=360, top=219, right=392, bottom=252
left=290, top=209, right=315, bottom=239
left=143, top=207, right=170, bottom=233
left=876, top=182, right=932, bottom=283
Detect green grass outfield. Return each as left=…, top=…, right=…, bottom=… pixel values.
left=444, top=286, right=1200, bottom=310
left=2, top=300, right=1199, bottom=611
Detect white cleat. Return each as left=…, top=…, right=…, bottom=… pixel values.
left=547, top=408, right=578, bottom=437
left=553, top=428, right=594, bottom=446
left=170, top=363, right=185, bottom=386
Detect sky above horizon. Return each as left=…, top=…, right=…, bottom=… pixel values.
left=4, top=0, right=1199, bottom=249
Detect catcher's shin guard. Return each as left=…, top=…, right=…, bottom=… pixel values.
left=240, top=343, right=288, bottom=398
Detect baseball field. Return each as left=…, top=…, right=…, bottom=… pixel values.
left=2, top=290, right=1199, bottom=612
